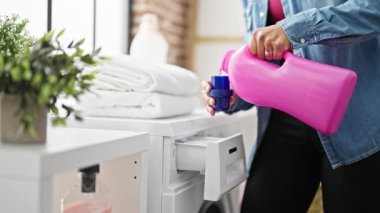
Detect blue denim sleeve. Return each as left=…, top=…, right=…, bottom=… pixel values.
left=225, top=96, right=254, bottom=115
left=278, top=1, right=380, bottom=48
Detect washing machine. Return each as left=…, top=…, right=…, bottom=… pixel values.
left=67, top=110, right=247, bottom=213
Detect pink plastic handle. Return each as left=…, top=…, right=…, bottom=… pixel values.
left=283, top=50, right=293, bottom=60
left=219, top=50, right=236, bottom=74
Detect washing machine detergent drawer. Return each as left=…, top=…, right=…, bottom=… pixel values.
left=176, top=134, right=247, bottom=201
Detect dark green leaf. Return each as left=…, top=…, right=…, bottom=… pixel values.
left=74, top=114, right=83, bottom=121
left=81, top=54, right=95, bottom=64
left=50, top=105, right=59, bottom=115
left=67, top=40, right=74, bottom=48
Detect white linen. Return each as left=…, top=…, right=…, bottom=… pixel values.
left=78, top=90, right=200, bottom=119
left=95, top=55, right=200, bottom=95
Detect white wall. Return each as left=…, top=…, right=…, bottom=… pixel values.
left=193, top=0, right=245, bottom=81
left=196, top=0, right=246, bottom=37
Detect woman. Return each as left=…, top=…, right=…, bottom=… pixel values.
left=202, top=0, right=380, bottom=212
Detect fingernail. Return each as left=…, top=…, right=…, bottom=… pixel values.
left=209, top=99, right=215, bottom=105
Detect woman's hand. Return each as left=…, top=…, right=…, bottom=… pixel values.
left=201, top=81, right=236, bottom=116
left=249, top=24, right=291, bottom=60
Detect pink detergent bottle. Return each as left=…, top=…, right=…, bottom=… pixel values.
left=220, top=45, right=357, bottom=135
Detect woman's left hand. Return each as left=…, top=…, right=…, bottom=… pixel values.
left=248, top=24, right=291, bottom=60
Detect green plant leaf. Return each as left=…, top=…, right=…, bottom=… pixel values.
left=32, top=72, right=42, bottom=86
left=0, top=56, right=4, bottom=69
left=0, top=15, right=34, bottom=61
left=82, top=72, right=97, bottom=80
left=44, top=30, right=54, bottom=41
left=52, top=117, right=66, bottom=126
left=81, top=54, right=95, bottom=64
left=62, top=104, right=73, bottom=117
left=37, top=84, right=51, bottom=104
left=56, top=29, right=65, bottom=38
left=67, top=40, right=74, bottom=48
left=92, top=47, right=102, bottom=56
left=50, top=105, right=59, bottom=115
left=0, top=25, right=105, bottom=136
left=74, top=114, right=83, bottom=121
left=27, top=126, right=37, bottom=138
left=47, top=75, right=57, bottom=84
left=74, top=38, right=85, bottom=48
left=100, top=56, right=110, bottom=61
left=10, top=67, right=21, bottom=81
left=22, top=68, right=32, bottom=81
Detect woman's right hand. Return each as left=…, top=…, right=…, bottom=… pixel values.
left=201, top=80, right=237, bottom=116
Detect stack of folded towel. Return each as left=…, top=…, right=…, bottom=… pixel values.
left=78, top=55, right=200, bottom=119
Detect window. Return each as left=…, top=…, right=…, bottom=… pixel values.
left=52, top=0, right=95, bottom=51
left=0, top=0, right=48, bottom=36
left=96, top=0, right=130, bottom=54
left=0, top=0, right=131, bottom=54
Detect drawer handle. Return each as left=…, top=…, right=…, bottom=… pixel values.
left=229, top=147, right=237, bottom=154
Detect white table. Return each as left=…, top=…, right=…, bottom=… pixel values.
left=0, top=127, right=149, bottom=213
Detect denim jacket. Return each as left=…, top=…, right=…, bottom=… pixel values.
left=234, top=0, right=380, bottom=169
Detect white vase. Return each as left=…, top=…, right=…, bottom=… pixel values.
left=0, top=95, right=47, bottom=144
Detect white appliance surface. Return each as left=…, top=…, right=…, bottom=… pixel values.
left=66, top=109, right=245, bottom=213
left=67, top=109, right=240, bottom=137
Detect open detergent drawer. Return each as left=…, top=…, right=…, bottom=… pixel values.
left=175, top=134, right=248, bottom=201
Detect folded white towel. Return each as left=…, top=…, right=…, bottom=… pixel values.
left=78, top=90, right=200, bottom=119
left=95, top=55, right=200, bottom=95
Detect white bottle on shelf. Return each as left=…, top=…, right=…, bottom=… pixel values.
left=129, top=13, right=169, bottom=64
left=61, top=165, right=112, bottom=213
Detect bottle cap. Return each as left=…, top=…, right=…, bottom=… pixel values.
left=140, top=13, right=159, bottom=31
left=211, top=75, right=230, bottom=90
left=209, top=75, right=232, bottom=112
left=79, top=165, right=99, bottom=193
left=79, top=165, right=100, bottom=174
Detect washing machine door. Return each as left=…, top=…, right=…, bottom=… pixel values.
left=199, top=194, right=233, bottom=213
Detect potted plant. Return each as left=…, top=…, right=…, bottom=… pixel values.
left=0, top=15, right=102, bottom=143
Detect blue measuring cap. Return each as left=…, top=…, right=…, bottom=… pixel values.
left=208, top=75, right=232, bottom=112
